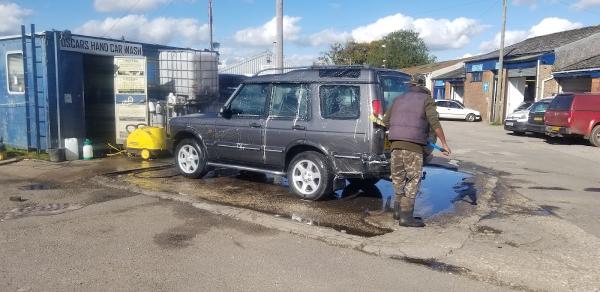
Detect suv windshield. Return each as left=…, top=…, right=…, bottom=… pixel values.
left=380, top=75, right=409, bottom=111
left=530, top=101, right=550, bottom=113
left=549, top=95, right=574, bottom=111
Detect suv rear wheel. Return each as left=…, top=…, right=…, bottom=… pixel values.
left=590, top=125, right=600, bottom=147
left=175, top=138, right=208, bottom=178
left=288, top=151, right=333, bottom=200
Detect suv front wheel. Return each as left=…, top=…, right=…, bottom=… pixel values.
left=288, top=151, right=333, bottom=200
left=175, top=138, right=208, bottom=178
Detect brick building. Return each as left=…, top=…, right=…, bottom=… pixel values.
left=464, top=25, right=600, bottom=122
left=552, top=32, right=600, bottom=93
left=402, top=58, right=469, bottom=99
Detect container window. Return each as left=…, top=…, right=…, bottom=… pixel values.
left=471, top=72, right=482, bottom=82
left=229, top=84, right=269, bottom=116
left=379, top=75, right=409, bottom=111
left=549, top=95, right=574, bottom=111
left=320, top=85, right=360, bottom=120
left=269, top=84, right=309, bottom=119
left=7, top=52, right=24, bottom=94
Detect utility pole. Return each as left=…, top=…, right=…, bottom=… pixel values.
left=493, top=0, right=507, bottom=124
left=208, top=0, right=213, bottom=51
left=275, top=0, right=284, bottom=73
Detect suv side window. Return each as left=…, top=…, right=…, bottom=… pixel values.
left=269, top=83, right=309, bottom=119
left=436, top=101, right=449, bottom=107
left=320, top=85, right=360, bottom=119
left=229, top=83, right=269, bottom=117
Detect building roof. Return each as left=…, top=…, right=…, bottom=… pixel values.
left=469, top=25, right=600, bottom=62
left=433, top=67, right=465, bottom=80
left=402, top=58, right=467, bottom=75
left=556, top=55, right=600, bottom=72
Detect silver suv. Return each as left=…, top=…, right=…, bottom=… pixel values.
left=170, top=66, right=413, bottom=200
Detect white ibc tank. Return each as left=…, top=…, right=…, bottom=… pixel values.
left=159, top=50, right=219, bottom=102
left=64, top=138, right=79, bottom=161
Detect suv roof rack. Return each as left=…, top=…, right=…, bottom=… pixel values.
left=253, top=64, right=371, bottom=77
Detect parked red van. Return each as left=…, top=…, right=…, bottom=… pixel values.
left=545, top=93, right=600, bottom=147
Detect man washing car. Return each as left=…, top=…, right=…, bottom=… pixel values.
left=383, top=78, right=451, bottom=228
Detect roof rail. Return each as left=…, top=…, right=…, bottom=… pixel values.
left=252, top=64, right=371, bottom=77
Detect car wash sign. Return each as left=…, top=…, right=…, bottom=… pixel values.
left=114, top=56, right=148, bottom=144
left=60, top=35, right=143, bottom=56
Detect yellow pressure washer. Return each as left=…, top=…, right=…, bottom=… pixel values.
left=125, top=126, right=168, bottom=160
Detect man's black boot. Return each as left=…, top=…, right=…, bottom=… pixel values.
left=399, top=211, right=426, bottom=228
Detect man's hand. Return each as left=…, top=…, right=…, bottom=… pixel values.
left=434, top=127, right=451, bottom=156
left=440, top=142, right=451, bottom=156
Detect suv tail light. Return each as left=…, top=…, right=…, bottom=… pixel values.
left=372, top=99, right=383, bottom=118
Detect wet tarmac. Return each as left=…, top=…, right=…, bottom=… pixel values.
left=111, top=164, right=477, bottom=237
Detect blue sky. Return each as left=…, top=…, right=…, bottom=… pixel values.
left=2, top=0, right=600, bottom=66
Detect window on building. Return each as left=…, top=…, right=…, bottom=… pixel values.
left=320, top=85, right=360, bottom=119
left=229, top=83, right=269, bottom=116
left=269, top=84, right=309, bottom=119
left=6, top=52, right=24, bottom=94
left=471, top=72, right=482, bottom=82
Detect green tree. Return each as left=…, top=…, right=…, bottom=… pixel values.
left=319, top=30, right=436, bottom=69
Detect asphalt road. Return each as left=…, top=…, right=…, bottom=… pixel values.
left=442, top=120, right=600, bottom=237
left=0, top=165, right=511, bottom=292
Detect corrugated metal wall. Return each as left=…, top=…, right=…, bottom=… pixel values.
left=0, top=34, right=49, bottom=150
left=221, top=51, right=290, bottom=76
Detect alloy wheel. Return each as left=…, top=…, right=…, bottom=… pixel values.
left=178, top=145, right=200, bottom=174
left=291, top=160, right=322, bottom=196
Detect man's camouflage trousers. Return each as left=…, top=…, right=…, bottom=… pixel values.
left=390, top=149, right=423, bottom=207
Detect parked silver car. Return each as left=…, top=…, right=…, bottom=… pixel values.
left=504, top=101, right=533, bottom=135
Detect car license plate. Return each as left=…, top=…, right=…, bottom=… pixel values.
left=505, top=121, right=514, bottom=126
left=534, top=117, right=543, bottom=122
left=551, top=126, right=560, bottom=132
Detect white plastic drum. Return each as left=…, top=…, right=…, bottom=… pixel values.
left=64, top=138, right=79, bottom=161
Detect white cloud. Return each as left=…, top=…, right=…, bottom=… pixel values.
left=307, top=29, right=351, bottom=47
left=529, top=17, right=582, bottom=36
left=350, top=13, right=484, bottom=50
left=76, top=15, right=209, bottom=47
left=479, top=30, right=529, bottom=51
left=571, top=0, right=600, bottom=10
left=285, top=54, right=318, bottom=66
left=94, top=0, right=170, bottom=12
left=479, top=17, right=583, bottom=51
left=234, top=16, right=302, bottom=46
left=0, top=2, right=32, bottom=35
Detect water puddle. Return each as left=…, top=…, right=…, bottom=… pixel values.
left=115, top=165, right=476, bottom=237
left=18, top=183, right=57, bottom=191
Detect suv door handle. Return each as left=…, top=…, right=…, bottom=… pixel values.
left=249, top=122, right=262, bottom=128
left=292, top=125, right=305, bottom=130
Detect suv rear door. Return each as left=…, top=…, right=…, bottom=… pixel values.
left=215, top=83, right=269, bottom=165
left=306, top=84, right=367, bottom=173
left=263, top=83, right=310, bottom=169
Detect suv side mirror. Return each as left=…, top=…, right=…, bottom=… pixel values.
left=220, top=105, right=232, bottom=119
